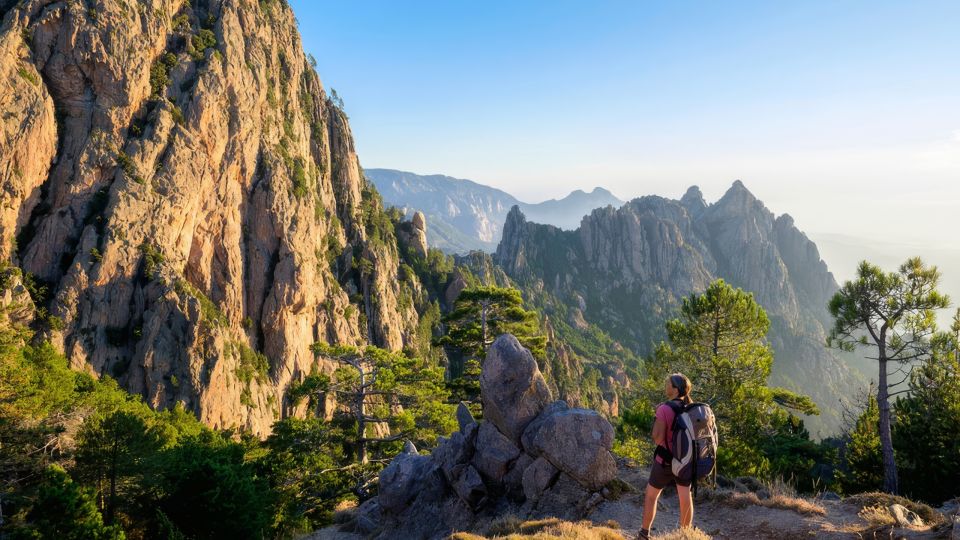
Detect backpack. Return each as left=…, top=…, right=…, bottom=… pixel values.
left=658, top=400, right=718, bottom=493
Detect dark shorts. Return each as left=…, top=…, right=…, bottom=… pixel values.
left=648, top=460, right=691, bottom=489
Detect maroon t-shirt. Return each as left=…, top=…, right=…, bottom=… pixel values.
left=654, top=400, right=680, bottom=464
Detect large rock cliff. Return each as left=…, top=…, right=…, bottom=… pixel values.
left=496, top=182, right=857, bottom=433
left=0, top=0, right=425, bottom=435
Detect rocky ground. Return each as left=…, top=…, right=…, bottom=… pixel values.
left=313, top=460, right=959, bottom=539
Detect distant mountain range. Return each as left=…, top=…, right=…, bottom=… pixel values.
left=365, top=169, right=623, bottom=253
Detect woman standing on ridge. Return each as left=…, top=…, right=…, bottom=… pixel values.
left=637, top=373, right=695, bottom=539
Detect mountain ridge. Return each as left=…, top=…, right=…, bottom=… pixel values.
left=495, top=180, right=855, bottom=433
left=365, top=168, right=624, bottom=253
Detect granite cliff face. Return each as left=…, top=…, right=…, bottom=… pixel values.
left=0, top=0, right=426, bottom=435
left=496, top=181, right=856, bottom=433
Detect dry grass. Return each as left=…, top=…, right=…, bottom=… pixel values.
left=846, top=492, right=944, bottom=525
left=857, top=504, right=897, bottom=527
left=451, top=516, right=626, bottom=539
left=699, top=487, right=826, bottom=516
left=652, top=528, right=712, bottom=540
left=764, top=493, right=827, bottom=516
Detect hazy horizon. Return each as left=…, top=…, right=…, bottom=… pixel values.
left=292, top=1, right=960, bottom=250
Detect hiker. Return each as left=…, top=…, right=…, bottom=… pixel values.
left=638, top=373, right=695, bottom=540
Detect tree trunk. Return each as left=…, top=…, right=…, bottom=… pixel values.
left=108, top=430, right=118, bottom=523
left=876, top=354, right=899, bottom=493
left=362, top=274, right=373, bottom=343
left=357, top=367, right=368, bottom=465
left=481, top=302, right=488, bottom=355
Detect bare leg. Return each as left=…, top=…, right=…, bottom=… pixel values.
left=677, top=484, right=693, bottom=528
left=641, top=484, right=663, bottom=531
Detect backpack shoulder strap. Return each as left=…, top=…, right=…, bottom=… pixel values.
left=664, top=400, right=684, bottom=414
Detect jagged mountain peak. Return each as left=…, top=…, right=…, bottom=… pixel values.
left=494, top=181, right=853, bottom=433
left=715, top=178, right=759, bottom=206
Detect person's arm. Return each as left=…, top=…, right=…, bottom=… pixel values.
left=651, top=415, right=666, bottom=446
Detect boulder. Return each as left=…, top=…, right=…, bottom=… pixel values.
left=527, top=472, right=591, bottom=520
left=522, top=407, right=616, bottom=490
left=889, top=504, right=924, bottom=527
left=503, top=453, right=534, bottom=493
left=522, top=456, right=560, bottom=501
left=449, top=464, right=487, bottom=509
left=481, top=334, right=553, bottom=444
left=433, top=432, right=471, bottom=483
left=378, top=446, right=436, bottom=514
left=521, top=400, right=570, bottom=452
left=346, top=499, right=382, bottom=535
left=471, top=421, right=521, bottom=482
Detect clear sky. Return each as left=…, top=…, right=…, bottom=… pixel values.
left=290, top=1, right=960, bottom=250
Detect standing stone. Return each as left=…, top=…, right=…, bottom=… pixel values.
left=457, top=401, right=477, bottom=434
left=410, top=211, right=429, bottom=257
left=480, top=334, right=552, bottom=444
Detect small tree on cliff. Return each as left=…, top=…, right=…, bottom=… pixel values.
left=435, top=286, right=545, bottom=405
left=271, top=345, right=453, bottom=531
left=438, top=286, right=545, bottom=360
left=297, top=343, right=453, bottom=464
left=827, top=257, right=949, bottom=494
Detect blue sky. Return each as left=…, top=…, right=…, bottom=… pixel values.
left=291, top=1, right=960, bottom=249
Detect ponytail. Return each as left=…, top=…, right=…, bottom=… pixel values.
left=669, top=373, right=693, bottom=405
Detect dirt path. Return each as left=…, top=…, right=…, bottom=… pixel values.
left=592, top=466, right=946, bottom=540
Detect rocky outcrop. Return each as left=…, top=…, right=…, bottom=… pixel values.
left=495, top=182, right=857, bottom=434
left=395, top=210, right=428, bottom=257
left=361, top=334, right=618, bottom=539
left=480, top=334, right=552, bottom=444
left=0, top=0, right=427, bottom=435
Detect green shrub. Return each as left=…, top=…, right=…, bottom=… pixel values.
left=116, top=151, right=144, bottom=184
left=17, top=66, right=39, bottom=87
left=190, top=29, right=217, bottom=60
left=149, top=52, right=177, bottom=98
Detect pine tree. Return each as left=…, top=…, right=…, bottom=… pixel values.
left=24, top=465, right=125, bottom=540
left=892, top=308, right=960, bottom=502
left=827, top=257, right=949, bottom=493
left=842, top=394, right=884, bottom=493
left=650, top=279, right=819, bottom=478
left=437, top=286, right=545, bottom=361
